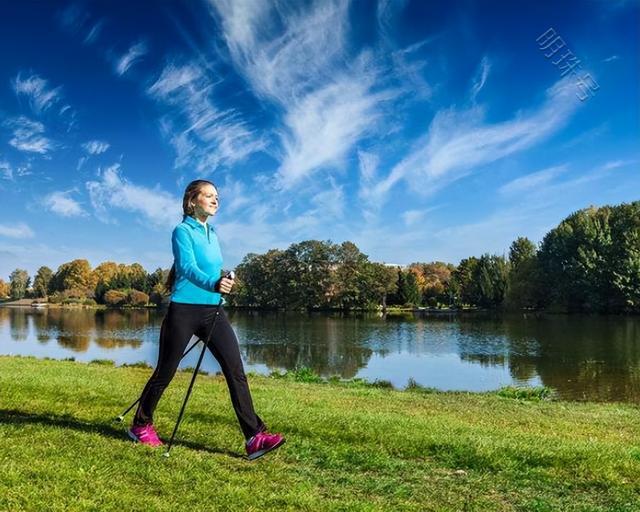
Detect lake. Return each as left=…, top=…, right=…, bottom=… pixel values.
left=1, top=306, right=638, bottom=403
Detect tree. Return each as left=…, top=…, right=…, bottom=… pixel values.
left=452, top=257, right=480, bottom=306
left=389, top=269, right=420, bottom=306
left=235, top=249, right=288, bottom=308
left=474, top=254, right=509, bottom=308
left=607, top=201, right=640, bottom=312
left=51, top=259, right=94, bottom=296
left=334, top=241, right=370, bottom=310
left=538, top=201, right=640, bottom=312
left=0, top=278, right=10, bottom=299
left=368, top=263, right=399, bottom=310
left=506, top=238, right=539, bottom=309
left=421, top=261, right=455, bottom=306
left=147, top=267, right=168, bottom=291
left=128, top=263, right=149, bottom=292
left=9, top=269, right=30, bottom=299
left=32, top=266, right=53, bottom=298
left=92, top=261, right=119, bottom=302
left=283, top=240, right=338, bottom=309
left=509, top=237, right=536, bottom=269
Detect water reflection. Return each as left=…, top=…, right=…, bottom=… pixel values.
left=0, top=306, right=638, bottom=402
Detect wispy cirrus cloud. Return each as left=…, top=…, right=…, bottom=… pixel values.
left=147, top=61, right=265, bottom=174
left=82, top=140, right=110, bottom=155
left=499, top=165, right=567, bottom=195
left=5, top=116, right=55, bottom=154
left=115, top=40, right=148, bottom=76
left=210, top=0, right=392, bottom=188
left=12, top=72, right=62, bottom=114
left=84, top=19, right=105, bottom=44
left=370, top=73, right=584, bottom=205
left=44, top=190, right=87, bottom=217
left=86, top=164, right=181, bottom=228
left=470, top=56, right=491, bottom=102
left=0, top=160, right=13, bottom=180
left=277, top=66, right=386, bottom=186
left=0, top=222, right=34, bottom=239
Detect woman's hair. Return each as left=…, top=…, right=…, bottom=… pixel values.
left=165, top=179, right=217, bottom=292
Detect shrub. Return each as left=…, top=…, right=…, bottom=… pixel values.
left=104, top=290, right=127, bottom=306
left=496, top=386, right=555, bottom=401
left=121, top=361, right=152, bottom=369
left=89, top=359, right=115, bottom=366
left=127, top=289, right=149, bottom=306
left=62, top=297, right=83, bottom=305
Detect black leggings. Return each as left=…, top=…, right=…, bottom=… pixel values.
left=133, top=301, right=266, bottom=440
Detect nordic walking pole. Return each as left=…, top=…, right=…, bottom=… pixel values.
left=163, top=271, right=234, bottom=458
left=114, top=338, right=201, bottom=423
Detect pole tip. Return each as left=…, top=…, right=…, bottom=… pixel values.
left=162, top=451, right=170, bottom=458
left=115, top=416, right=124, bottom=423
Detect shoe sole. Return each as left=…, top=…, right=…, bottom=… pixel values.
left=246, top=438, right=286, bottom=461
left=127, top=429, right=163, bottom=447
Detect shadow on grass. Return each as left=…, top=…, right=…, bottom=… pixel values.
left=0, top=408, right=245, bottom=459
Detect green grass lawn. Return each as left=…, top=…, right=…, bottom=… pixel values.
left=0, top=356, right=638, bottom=511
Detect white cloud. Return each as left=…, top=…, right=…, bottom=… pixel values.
left=601, top=159, right=633, bottom=170
left=148, top=61, right=265, bottom=173
left=86, top=164, right=181, bottom=228
left=44, top=190, right=87, bottom=217
left=82, top=140, right=110, bottom=155
left=603, top=55, right=620, bottom=63
left=470, top=56, right=491, bottom=102
left=402, top=210, right=426, bottom=226
left=5, top=116, right=55, bottom=154
left=0, top=160, right=13, bottom=180
left=217, top=177, right=252, bottom=215
left=277, top=70, right=384, bottom=187
left=371, top=73, right=584, bottom=204
left=377, top=0, right=410, bottom=40
left=212, top=0, right=349, bottom=104
left=115, top=41, right=148, bottom=76
left=499, top=165, right=567, bottom=195
left=84, top=20, right=105, bottom=44
left=210, top=0, right=392, bottom=188
left=12, top=72, right=63, bottom=114
left=0, top=223, right=35, bottom=239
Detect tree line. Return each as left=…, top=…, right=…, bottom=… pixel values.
left=0, top=201, right=637, bottom=313
left=0, top=261, right=169, bottom=307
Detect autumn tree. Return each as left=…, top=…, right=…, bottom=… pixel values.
left=32, top=266, right=53, bottom=298
left=0, top=279, right=9, bottom=299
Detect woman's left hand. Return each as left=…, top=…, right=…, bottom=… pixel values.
left=218, top=276, right=235, bottom=294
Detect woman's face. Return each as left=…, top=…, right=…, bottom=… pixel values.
left=194, top=183, right=219, bottom=218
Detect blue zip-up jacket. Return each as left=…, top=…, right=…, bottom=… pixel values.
left=170, top=215, right=224, bottom=305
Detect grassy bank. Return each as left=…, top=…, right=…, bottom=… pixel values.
left=0, top=356, right=638, bottom=511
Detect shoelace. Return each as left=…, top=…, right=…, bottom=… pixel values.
left=138, top=426, right=160, bottom=442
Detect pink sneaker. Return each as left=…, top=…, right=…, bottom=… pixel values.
left=128, top=423, right=163, bottom=447
left=245, top=432, right=285, bottom=461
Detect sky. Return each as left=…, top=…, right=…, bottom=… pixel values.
left=0, top=0, right=638, bottom=279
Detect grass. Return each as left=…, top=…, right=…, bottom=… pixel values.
left=0, top=356, right=639, bottom=511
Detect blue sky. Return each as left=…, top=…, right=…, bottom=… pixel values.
left=0, top=0, right=638, bottom=279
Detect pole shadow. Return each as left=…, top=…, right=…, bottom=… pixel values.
left=0, top=408, right=245, bottom=459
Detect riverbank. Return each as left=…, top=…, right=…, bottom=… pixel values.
left=1, top=356, right=638, bottom=511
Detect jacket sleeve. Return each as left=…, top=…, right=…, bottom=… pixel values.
left=172, top=226, right=218, bottom=291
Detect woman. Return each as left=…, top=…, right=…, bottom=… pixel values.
left=128, top=179, right=285, bottom=460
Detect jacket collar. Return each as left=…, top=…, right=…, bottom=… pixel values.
left=183, top=215, right=214, bottom=233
